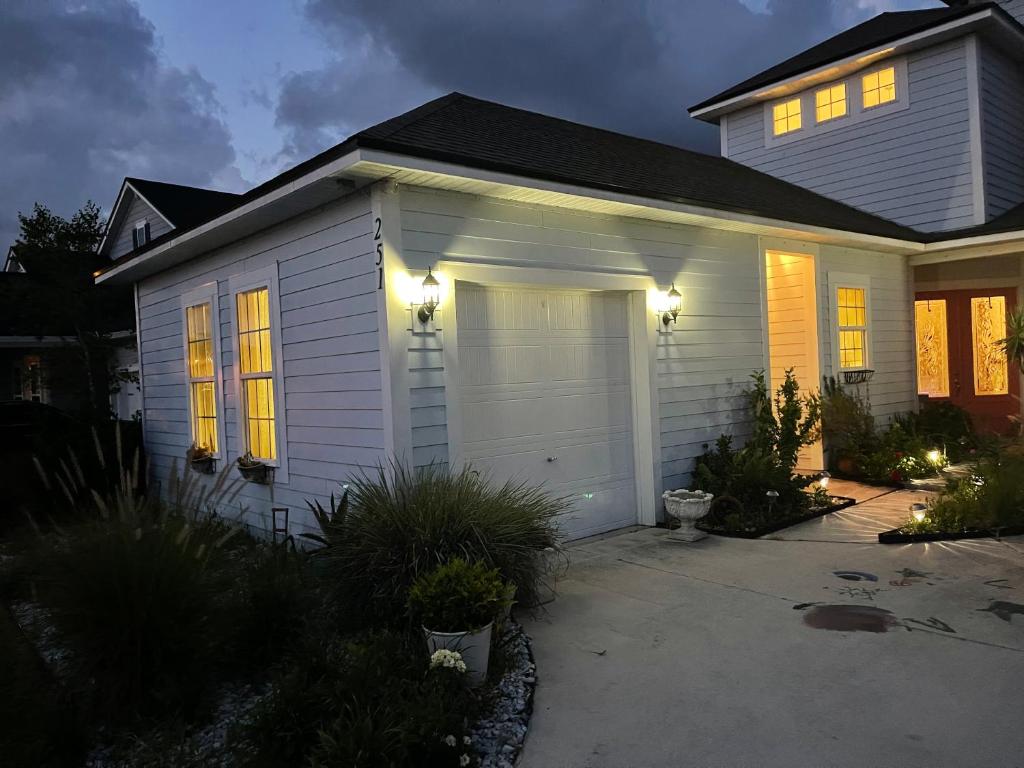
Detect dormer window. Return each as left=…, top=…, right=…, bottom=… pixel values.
left=132, top=220, right=150, bottom=249
left=862, top=66, right=896, bottom=109
left=815, top=84, right=847, bottom=123
left=772, top=98, right=802, bottom=136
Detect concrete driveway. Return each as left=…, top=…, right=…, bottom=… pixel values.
left=520, top=526, right=1024, bottom=768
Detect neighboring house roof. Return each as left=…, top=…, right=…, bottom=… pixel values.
left=123, top=178, right=241, bottom=231
left=689, top=3, right=1007, bottom=114
left=97, top=177, right=241, bottom=258
left=4, top=246, right=25, bottom=273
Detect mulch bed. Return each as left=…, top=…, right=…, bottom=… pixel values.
left=696, top=496, right=857, bottom=539
left=877, top=525, right=1024, bottom=544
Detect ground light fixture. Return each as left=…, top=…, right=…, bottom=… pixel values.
left=417, top=266, right=441, bottom=323
left=910, top=503, right=928, bottom=523
left=766, top=489, right=780, bottom=516
left=926, top=448, right=942, bottom=465
left=818, top=471, right=831, bottom=490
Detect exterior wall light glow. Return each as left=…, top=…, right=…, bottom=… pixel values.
left=417, top=267, right=440, bottom=323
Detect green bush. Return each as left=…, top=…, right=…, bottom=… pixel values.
left=304, top=462, right=566, bottom=623
left=821, top=376, right=877, bottom=462
left=748, top=369, right=820, bottom=472
left=409, top=558, right=511, bottom=632
left=908, top=453, right=1024, bottom=533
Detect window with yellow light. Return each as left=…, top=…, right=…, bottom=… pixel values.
left=836, top=287, right=868, bottom=370
left=862, top=66, right=896, bottom=109
left=186, top=302, right=219, bottom=453
left=772, top=98, right=802, bottom=136
left=237, top=287, right=276, bottom=461
left=815, top=83, right=847, bottom=123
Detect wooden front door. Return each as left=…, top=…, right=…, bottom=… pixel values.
left=915, top=288, right=1019, bottom=433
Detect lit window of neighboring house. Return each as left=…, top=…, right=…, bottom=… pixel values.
left=772, top=98, right=802, bottom=136
left=132, top=220, right=151, bottom=249
left=182, top=283, right=223, bottom=455
left=836, top=286, right=869, bottom=370
left=862, top=66, right=896, bottom=109
left=815, top=83, right=847, bottom=123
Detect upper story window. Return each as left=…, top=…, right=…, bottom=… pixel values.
left=815, top=83, right=847, bottom=123
left=772, top=98, right=802, bottom=136
left=862, top=66, right=896, bottom=109
left=132, top=220, right=150, bottom=249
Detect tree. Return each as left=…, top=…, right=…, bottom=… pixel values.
left=0, top=202, right=134, bottom=416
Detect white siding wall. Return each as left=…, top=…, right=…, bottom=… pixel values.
left=136, top=191, right=380, bottom=536
left=110, top=193, right=173, bottom=260
left=725, top=41, right=977, bottom=232
left=399, top=186, right=829, bottom=494
left=818, top=245, right=917, bottom=421
left=979, top=40, right=1024, bottom=219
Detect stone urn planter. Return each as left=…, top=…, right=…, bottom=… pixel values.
left=424, top=623, right=493, bottom=685
left=662, top=489, right=713, bottom=542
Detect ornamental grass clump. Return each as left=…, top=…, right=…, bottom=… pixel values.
left=304, top=461, right=566, bottom=623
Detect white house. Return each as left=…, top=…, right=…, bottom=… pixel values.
left=96, top=0, right=1024, bottom=539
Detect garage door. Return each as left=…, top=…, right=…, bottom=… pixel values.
left=456, top=285, right=637, bottom=540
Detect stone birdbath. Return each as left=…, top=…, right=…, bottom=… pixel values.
left=662, top=489, right=713, bottom=542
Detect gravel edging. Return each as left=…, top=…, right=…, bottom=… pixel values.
left=470, top=619, right=537, bottom=768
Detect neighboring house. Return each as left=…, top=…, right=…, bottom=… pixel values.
left=96, top=0, right=1024, bottom=540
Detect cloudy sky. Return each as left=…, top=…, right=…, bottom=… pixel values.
left=1, top=0, right=938, bottom=247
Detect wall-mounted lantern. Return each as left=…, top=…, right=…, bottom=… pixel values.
left=656, top=283, right=682, bottom=332
left=417, top=266, right=440, bottom=324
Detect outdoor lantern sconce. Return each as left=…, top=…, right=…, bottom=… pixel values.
left=417, top=267, right=440, bottom=324
left=657, top=284, right=682, bottom=333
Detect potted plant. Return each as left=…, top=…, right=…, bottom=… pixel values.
left=662, top=489, right=712, bottom=542
left=236, top=451, right=272, bottom=484
left=408, top=558, right=512, bottom=684
left=186, top=443, right=216, bottom=474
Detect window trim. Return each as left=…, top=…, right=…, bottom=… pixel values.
left=861, top=64, right=898, bottom=111
left=772, top=97, right=803, bottom=136
left=181, top=282, right=226, bottom=459
left=132, top=219, right=150, bottom=249
left=229, top=264, right=288, bottom=482
left=764, top=57, right=909, bottom=149
left=814, top=82, right=848, bottom=125
left=828, top=272, right=874, bottom=373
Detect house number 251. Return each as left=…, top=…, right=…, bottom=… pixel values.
left=374, top=216, right=384, bottom=290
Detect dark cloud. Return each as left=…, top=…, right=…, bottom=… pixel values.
left=0, top=0, right=241, bottom=247
left=274, top=0, right=934, bottom=163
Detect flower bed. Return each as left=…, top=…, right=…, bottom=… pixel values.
left=878, top=524, right=1024, bottom=544
left=697, top=495, right=856, bottom=539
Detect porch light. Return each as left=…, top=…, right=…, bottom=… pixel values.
left=818, top=471, right=831, bottom=490
left=662, top=284, right=682, bottom=327
left=418, top=267, right=440, bottom=323
left=910, top=503, right=927, bottom=523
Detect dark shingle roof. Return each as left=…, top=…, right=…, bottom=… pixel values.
left=126, top=178, right=241, bottom=230
left=690, top=4, right=1001, bottom=114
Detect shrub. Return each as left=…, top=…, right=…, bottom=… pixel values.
left=820, top=376, right=876, bottom=463
left=906, top=453, right=1024, bottom=533
left=894, top=401, right=975, bottom=462
left=304, top=462, right=566, bottom=623
left=409, top=558, right=511, bottom=632
left=748, top=369, right=820, bottom=473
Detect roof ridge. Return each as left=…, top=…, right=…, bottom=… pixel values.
left=126, top=177, right=240, bottom=196
left=359, top=91, right=469, bottom=140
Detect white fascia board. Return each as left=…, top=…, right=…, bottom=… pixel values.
left=689, top=8, right=1000, bottom=121
left=911, top=231, right=1024, bottom=265
left=96, top=149, right=363, bottom=283
left=356, top=148, right=923, bottom=253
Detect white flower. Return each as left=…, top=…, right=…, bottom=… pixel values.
left=429, top=649, right=468, bottom=673
left=460, top=755, right=471, bottom=767
left=443, top=735, right=457, bottom=747
left=463, top=735, right=472, bottom=746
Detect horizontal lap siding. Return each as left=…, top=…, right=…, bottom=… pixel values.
left=980, top=41, right=1024, bottom=219
left=399, top=186, right=763, bottom=493
left=110, top=194, right=173, bottom=260
left=136, top=191, right=380, bottom=536
left=726, top=41, right=976, bottom=232
left=819, top=246, right=916, bottom=422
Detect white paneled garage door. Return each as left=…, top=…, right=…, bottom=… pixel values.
left=456, top=285, right=637, bottom=540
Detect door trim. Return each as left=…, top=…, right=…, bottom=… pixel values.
left=437, top=260, right=659, bottom=528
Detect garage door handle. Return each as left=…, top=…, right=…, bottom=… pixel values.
left=546, top=456, right=558, bottom=462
